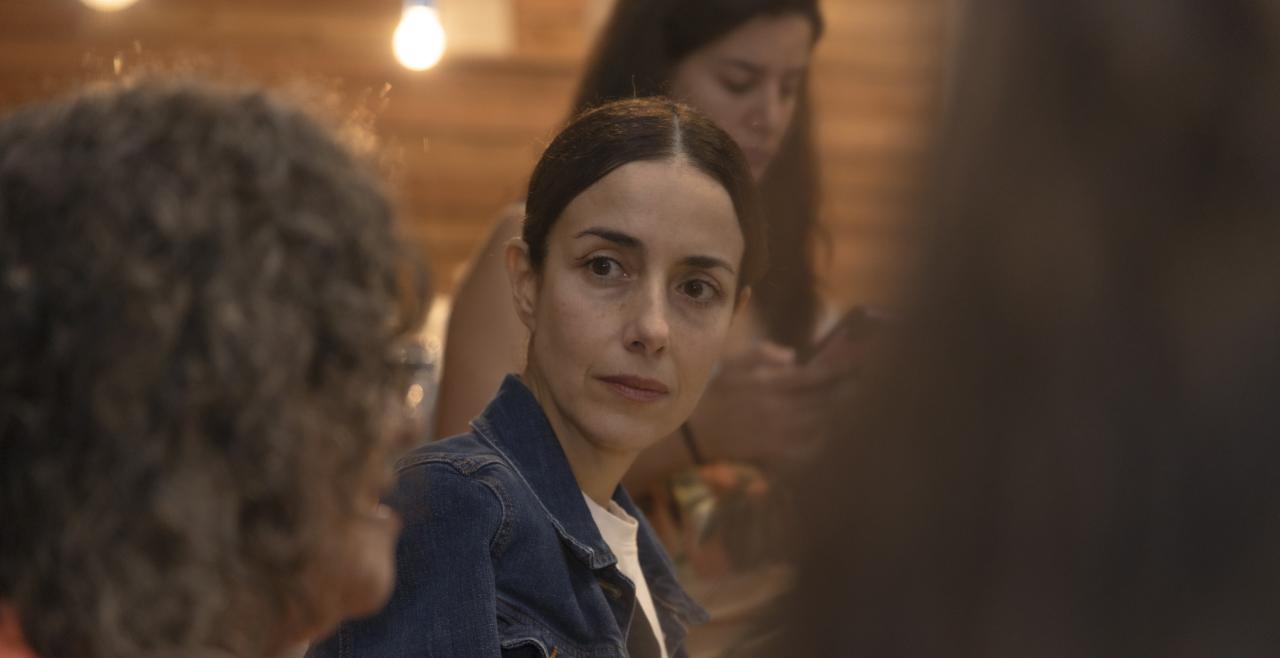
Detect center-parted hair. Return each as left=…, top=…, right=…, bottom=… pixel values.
left=523, top=97, right=767, bottom=292
left=573, top=0, right=824, bottom=348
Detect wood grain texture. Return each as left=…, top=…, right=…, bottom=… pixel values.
left=0, top=0, right=944, bottom=306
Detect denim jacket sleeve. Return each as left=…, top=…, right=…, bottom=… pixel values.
left=307, top=462, right=506, bottom=658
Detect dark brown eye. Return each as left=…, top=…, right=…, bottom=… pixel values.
left=720, top=78, right=754, bottom=95
left=680, top=278, right=720, bottom=304
left=587, top=256, right=623, bottom=278
left=590, top=258, right=612, bottom=276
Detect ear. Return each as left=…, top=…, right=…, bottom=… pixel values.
left=505, top=238, right=539, bottom=332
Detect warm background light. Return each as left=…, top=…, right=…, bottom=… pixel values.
left=437, top=0, right=514, bottom=58
left=0, top=0, right=946, bottom=309
left=393, top=4, right=447, bottom=71
left=80, top=0, right=141, bottom=12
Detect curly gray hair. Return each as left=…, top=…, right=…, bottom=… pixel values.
left=0, top=79, right=427, bottom=658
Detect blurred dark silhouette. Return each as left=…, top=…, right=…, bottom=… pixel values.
left=779, top=0, right=1280, bottom=655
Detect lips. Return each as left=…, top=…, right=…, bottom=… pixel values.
left=597, top=375, right=670, bottom=402
left=357, top=490, right=398, bottom=520
left=355, top=467, right=402, bottom=527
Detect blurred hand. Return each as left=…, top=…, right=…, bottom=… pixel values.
left=689, top=333, right=863, bottom=471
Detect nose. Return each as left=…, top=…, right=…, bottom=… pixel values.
left=624, top=282, right=669, bottom=356
left=747, top=83, right=785, bottom=138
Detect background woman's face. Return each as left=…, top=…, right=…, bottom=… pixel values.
left=515, top=159, right=745, bottom=453
left=671, top=14, right=815, bottom=180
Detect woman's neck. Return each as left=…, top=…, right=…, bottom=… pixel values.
left=520, top=368, right=638, bottom=508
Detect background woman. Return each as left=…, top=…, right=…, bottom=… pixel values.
left=309, top=98, right=766, bottom=658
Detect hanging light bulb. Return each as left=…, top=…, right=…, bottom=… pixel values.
left=393, top=0, right=447, bottom=71
left=80, top=0, right=141, bottom=11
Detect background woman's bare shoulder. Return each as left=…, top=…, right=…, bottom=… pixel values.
left=432, top=205, right=529, bottom=440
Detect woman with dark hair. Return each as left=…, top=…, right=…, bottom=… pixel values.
left=434, top=6, right=850, bottom=652
left=779, top=0, right=1280, bottom=656
left=435, top=0, right=852, bottom=477
left=0, top=79, right=427, bottom=658
left=309, top=98, right=766, bottom=658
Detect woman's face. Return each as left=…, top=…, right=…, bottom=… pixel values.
left=671, top=13, right=816, bottom=180
left=327, top=438, right=403, bottom=618
left=289, top=407, right=407, bottom=647
left=509, top=159, right=746, bottom=455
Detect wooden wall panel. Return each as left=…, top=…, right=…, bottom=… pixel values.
left=0, top=0, right=944, bottom=307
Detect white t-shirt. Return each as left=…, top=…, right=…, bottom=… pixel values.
left=583, top=493, right=669, bottom=658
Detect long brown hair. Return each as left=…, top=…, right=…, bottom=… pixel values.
left=781, top=0, right=1280, bottom=655
left=572, top=0, right=824, bottom=349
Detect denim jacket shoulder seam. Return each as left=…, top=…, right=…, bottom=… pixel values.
left=394, top=450, right=503, bottom=475
left=397, top=456, right=514, bottom=555
left=474, top=472, right=513, bottom=555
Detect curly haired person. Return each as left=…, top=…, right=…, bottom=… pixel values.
left=0, top=79, right=427, bottom=658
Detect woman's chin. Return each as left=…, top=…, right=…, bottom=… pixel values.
left=300, top=507, right=402, bottom=642
left=340, top=510, right=402, bottom=617
left=583, top=412, right=682, bottom=455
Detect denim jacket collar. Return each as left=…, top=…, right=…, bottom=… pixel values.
left=470, top=374, right=708, bottom=624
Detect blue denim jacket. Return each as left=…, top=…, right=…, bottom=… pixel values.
left=308, top=375, right=707, bottom=658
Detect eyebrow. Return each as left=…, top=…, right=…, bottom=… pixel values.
left=718, top=59, right=765, bottom=76
left=718, top=58, right=807, bottom=78
left=575, top=228, right=641, bottom=248
left=682, top=255, right=737, bottom=276
left=574, top=228, right=737, bottom=275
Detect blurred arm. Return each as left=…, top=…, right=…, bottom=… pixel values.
left=432, top=209, right=528, bottom=440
